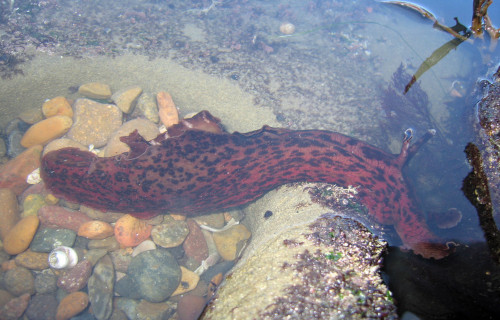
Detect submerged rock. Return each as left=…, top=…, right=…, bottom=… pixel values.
left=87, top=255, right=114, bottom=320
left=116, top=249, right=181, bottom=302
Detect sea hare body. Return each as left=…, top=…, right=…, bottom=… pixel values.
left=41, top=111, right=449, bottom=259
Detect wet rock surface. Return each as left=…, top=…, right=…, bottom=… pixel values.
left=474, top=68, right=500, bottom=218
left=204, top=185, right=396, bottom=319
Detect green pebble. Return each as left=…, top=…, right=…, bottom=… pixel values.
left=22, top=194, right=46, bottom=218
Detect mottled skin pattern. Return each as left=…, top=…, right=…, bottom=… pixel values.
left=41, top=112, right=449, bottom=259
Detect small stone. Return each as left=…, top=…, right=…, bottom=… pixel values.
left=3, top=266, right=35, bottom=296
left=0, top=290, right=14, bottom=308
left=25, top=293, right=58, bottom=320
left=103, top=118, right=159, bottom=157
left=3, top=215, right=39, bottom=255
left=0, top=188, right=19, bottom=241
left=135, top=92, right=159, bottom=123
left=30, top=228, right=77, bottom=253
left=194, top=212, right=225, bottom=230
left=38, top=205, right=92, bottom=232
left=44, top=193, right=59, bottom=205
left=19, top=108, right=43, bottom=124
left=132, top=239, right=156, bottom=257
left=57, top=260, right=92, bottom=292
left=87, top=236, right=120, bottom=252
left=6, top=129, right=24, bottom=158
left=34, top=271, right=58, bottom=294
left=67, top=99, right=122, bottom=148
left=43, top=138, right=88, bottom=156
left=170, top=213, right=187, bottom=221
left=111, top=86, right=143, bottom=114
left=83, top=248, right=108, bottom=266
left=80, top=205, right=124, bottom=223
left=15, top=249, right=49, bottom=270
left=116, top=250, right=181, bottom=302
left=55, top=291, right=89, bottom=320
left=78, top=82, right=112, bottom=99
left=109, top=249, right=133, bottom=273
left=156, top=92, right=179, bottom=128
left=114, top=214, right=152, bottom=247
left=78, top=220, right=114, bottom=240
left=20, top=116, right=73, bottom=148
left=172, top=266, right=200, bottom=296
left=212, top=224, right=251, bottom=261
left=0, top=293, right=30, bottom=320
left=136, top=300, right=176, bottom=320
left=22, top=193, right=46, bottom=218
left=87, top=255, right=114, bottom=320
left=0, top=138, right=6, bottom=158
left=114, top=297, right=139, bottom=320
left=177, top=295, right=207, bottom=320
left=151, top=217, right=189, bottom=248
left=42, top=96, right=73, bottom=118
left=0, top=145, right=43, bottom=195
left=183, top=219, right=209, bottom=263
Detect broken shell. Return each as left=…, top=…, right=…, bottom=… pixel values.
left=48, top=246, right=78, bottom=269
left=280, top=22, right=295, bottom=35
left=26, top=168, right=41, bottom=184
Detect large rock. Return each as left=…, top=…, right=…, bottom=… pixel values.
left=204, top=185, right=397, bottom=319
left=66, top=98, right=122, bottom=148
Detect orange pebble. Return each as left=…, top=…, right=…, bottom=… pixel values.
left=156, top=91, right=179, bottom=128
left=42, top=96, right=74, bottom=118
left=56, top=291, right=89, bottom=320
left=78, top=220, right=114, bottom=240
left=114, top=214, right=152, bottom=247
left=3, top=215, right=39, bottom=255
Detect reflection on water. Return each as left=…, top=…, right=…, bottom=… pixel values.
left=0, top=0, right=499, bottom=319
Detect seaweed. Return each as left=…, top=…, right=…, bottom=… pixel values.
left=382, top=64, right=439, bottom=136
left=0, top=44, right=26, bottom=79
left=383, top=0, right=498, bottom=93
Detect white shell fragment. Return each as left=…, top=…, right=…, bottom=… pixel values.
left=88, top=144, right=100, bottom=155
left=48, top=246, right=79, bottom=269
left=198, top=218, right=239, bottom=233
left=26, top=168, right=41, bottom=184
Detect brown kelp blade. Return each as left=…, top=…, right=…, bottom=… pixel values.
left=381, top=1, right=437, bottom=22
left=472, top=0, right=492, bottom=36
left=404, top=37, right=464, bottom=93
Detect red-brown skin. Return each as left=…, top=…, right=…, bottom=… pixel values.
left=41, top=112, right=449, bottom=259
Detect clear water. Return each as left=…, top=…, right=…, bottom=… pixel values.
left=1, top=0, right=499, bottom=318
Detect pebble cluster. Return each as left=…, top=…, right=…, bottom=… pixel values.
left=0, top=82, right=252, bottom=320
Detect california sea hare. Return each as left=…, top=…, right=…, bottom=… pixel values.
left=41, top=111, right=450, bottom=259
